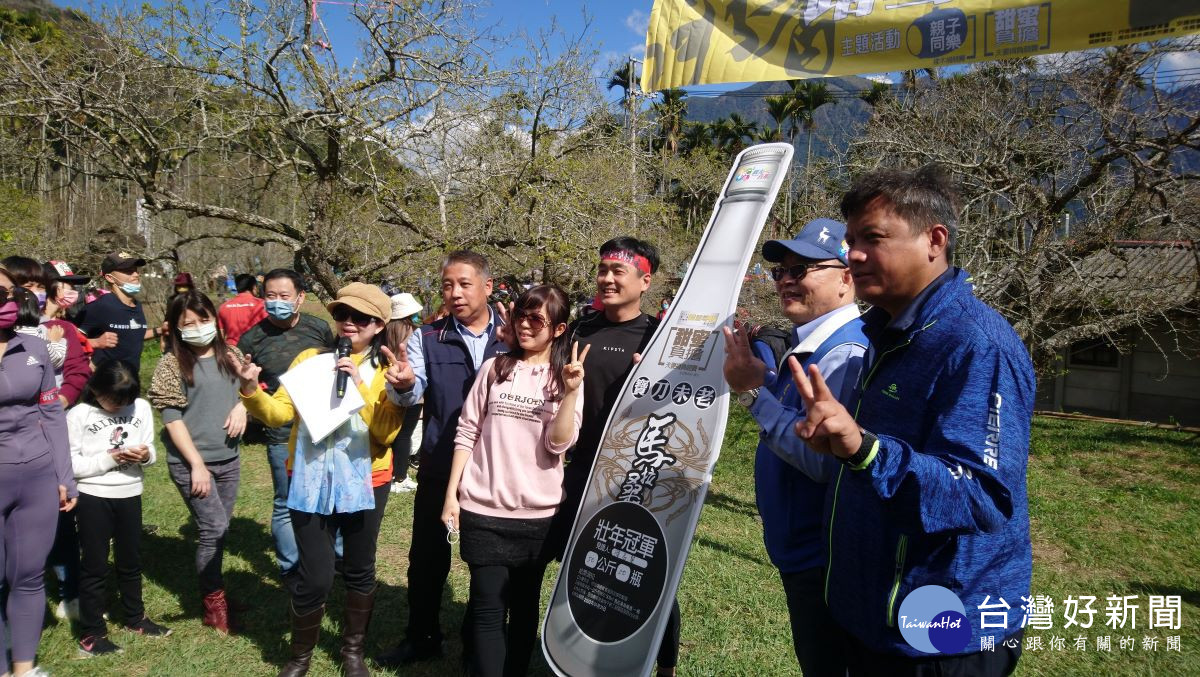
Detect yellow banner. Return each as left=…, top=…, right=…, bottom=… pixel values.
left=642, top=0, right=1200, bottom=91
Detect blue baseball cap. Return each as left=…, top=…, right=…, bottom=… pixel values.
left=762, top=218, right=849, bottom=264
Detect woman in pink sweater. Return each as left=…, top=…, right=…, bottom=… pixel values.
left=442, top=284, right=587, bottom=677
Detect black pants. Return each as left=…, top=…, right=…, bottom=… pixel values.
left=779, top=567, right=846, bottom=676
left=464, top=562, right=548, bottom=677
left=290, top=484, right=389, bottom=615
left=76, top=493, right=144, bottom=638
left=405, top=471, right=451, bottom=643
left=842, top=626, right=1024, bottom=677
left=391, top=405, right=422, bottom=481
left=47, top=509, right=80, bottom=600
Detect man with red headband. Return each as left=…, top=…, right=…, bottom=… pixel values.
left=547, top=236, right=683, bottom=676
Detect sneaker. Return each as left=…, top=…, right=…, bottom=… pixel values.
left=54, top=598, right=80, bottom=621
left=22, top=667, right=52, bottom=676
left=78, top=635, right=123, bottom=658
left=125, top=616, right=172, bottom=637
left=397, top=477, right=418, bottom=492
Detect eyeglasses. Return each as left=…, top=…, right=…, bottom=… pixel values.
left=513, top=309, right=549, bottom=332
left=769, top=263, right=846, bottom=282
left=332, top=307, right=377, bottom=326
left=0, top=286, right=9, bottom=305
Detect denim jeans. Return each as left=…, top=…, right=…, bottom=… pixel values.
left=267, top=442, right=299, bottom=574
left=168, top=457, right=240, bottom=594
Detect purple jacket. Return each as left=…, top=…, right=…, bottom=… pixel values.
left=0, top=332, right=77, bottom=497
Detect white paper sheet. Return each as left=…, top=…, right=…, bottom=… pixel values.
left=278, top=352, right=365, bottom=443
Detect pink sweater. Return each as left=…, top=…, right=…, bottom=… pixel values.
left=454, top=357, right=583, bottom=519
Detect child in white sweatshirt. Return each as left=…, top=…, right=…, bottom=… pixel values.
left=68, top=361, right=172, bottom=657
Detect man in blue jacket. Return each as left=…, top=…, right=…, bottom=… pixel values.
left=722, top=218, right=866, bottom=676
left=790, top=167, right=1034, bottom=676
left=378, top=250, right=507, bottom=666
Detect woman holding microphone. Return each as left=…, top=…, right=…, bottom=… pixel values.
left=231, top=282, right=403, bottom=677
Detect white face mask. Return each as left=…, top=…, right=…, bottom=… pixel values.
left=180, top=321, right=218, bottom=347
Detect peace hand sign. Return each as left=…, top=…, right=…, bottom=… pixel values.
left=494, top=301, right=517, bottom=349
left=788, top=356, right=862, bottom=459
left=562, top=341, right=591, bottom=393
left=721, top=322, right=767, bottom=392
left=381, top=344, right=416, bottom=390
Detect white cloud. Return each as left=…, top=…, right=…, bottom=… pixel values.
left=863, top=73, right=895, bottom=84
left=1033, top=50, right=1097, bottom=74
left=625, top=9, right=649, bottom=35
left=1157, top=50, right=1200, bottom=74
left=1148, top=51, right=1200, bottom=90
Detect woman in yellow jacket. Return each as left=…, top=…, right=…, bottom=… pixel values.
left=230, top=283, right=403, bottom=677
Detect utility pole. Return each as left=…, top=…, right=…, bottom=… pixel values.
left=628, top=56, right=642, bottom=230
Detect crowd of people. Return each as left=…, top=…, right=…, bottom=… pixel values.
left=0, top=166, right=1034, bottom=677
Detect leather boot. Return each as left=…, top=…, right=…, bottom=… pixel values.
left=340, top=587, right=376, bottom=677
left=279, top=604, right=325, bottom=677
left=202, top=590, right=231, bottom=635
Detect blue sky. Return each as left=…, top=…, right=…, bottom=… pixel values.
left=60, top=0, right=660, bottom=100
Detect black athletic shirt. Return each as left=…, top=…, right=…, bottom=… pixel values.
left=78, top=292, right=148, bottom=373
left=564, top=312, right=659, bottom=491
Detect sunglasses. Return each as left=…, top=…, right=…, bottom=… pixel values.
left=513, top=309, right=550, bottom=332
left=769, top=263, right=846, bottom=282
left=332, top=307, right=378, bottom=326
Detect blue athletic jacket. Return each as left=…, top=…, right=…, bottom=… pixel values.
left=825, top=268, right=1035, bottom=657
left=750, top=307, right=866, bottom=574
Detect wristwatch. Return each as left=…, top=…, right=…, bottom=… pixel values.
left=736, top=388, right=760, bottom=407
left=841, top=429, right=879, bottom=469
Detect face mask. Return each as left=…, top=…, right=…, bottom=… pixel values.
left=57, top=289, right=79, bottom=307
left=265, top=299, right=296, bottom=321
left=180, top=322, right=217, bottom=346
left=0, top=301, right=16, bottom=329
left=34, top=291, right=47, bottom=309
left=120, top=282, right=142, bottom=296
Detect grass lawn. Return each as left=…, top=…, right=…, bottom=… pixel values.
left=30, top=345, right=1199, bottom=675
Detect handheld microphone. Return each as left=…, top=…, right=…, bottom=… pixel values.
left=335, top=337, right=352, bottom=398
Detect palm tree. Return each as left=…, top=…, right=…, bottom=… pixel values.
left=707, top=118, right=734, bottom=150
left=724, top=113, right=758, bottom=153
left=681, top=121, right=712, bottom=155
left=790, top=80, right=837, bottom=170
left=652, top=88, right=688, bottom=156
left=607, top=61, right=638, bottom=121
left=763, top=94, right=794, bottom=143
left=860, top=81, right=893, bottom=108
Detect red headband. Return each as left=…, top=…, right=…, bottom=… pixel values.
left=601, top=250, right=652, bottom=275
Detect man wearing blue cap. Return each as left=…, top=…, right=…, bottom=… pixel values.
left=722, top=218, right=867, bottom=676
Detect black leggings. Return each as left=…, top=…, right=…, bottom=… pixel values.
left=464, top=561, right=549, bottom=677
left=290, top=483, right=389, bottom=615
